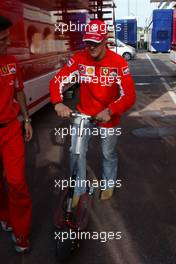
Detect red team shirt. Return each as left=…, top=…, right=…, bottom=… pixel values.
left=50, top=48, right=136, bottom=127
left=0, top=55, right=24, bottom=123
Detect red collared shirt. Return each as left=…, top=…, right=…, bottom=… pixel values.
left=0, top=55, right=24, bottom=123
left=50, top=48, right=136, bottom=127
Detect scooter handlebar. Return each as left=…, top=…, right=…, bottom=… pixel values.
left=70, top=111, right=95, bottom=121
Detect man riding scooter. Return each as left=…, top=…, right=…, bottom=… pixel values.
left=50, top=19, right=136, bottom=207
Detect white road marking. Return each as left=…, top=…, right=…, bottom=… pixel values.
left=133, top=75, right=161, bottom=77
left=146, top=53, right=176, bottom=105
left=136, top=83, right=150, bottom=86
left=145, top=54, right=161, bottom=75
left=167, top=91, right=176, bottom=104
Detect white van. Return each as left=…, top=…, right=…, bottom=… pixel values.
left=109, top=39, right=136, bottom=61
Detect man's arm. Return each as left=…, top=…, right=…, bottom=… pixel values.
left=15, top=90, right=33, bottom=142
left=95, top=61, right=136, bottom=122
left=49, top=54, right=79, bottom=117
left=14, top=60, right=33, bottom=142
left=15, top=90, right=28, bottom=120
left=108, top=62, right=136, bottom=115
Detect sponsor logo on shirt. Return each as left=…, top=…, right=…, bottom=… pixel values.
left=101, top=67, right=109, bottom=76
left=0, top=66, right=9, bottom=75
left=79, top=64, right=86, bottom=74
left=79, top=65, right=95, bottom=76
left=100, top=67, right=118, bottom=77
left=0, top=64, right=17, bottom=76
left=7, top=64, right=16, bottom=74
left=122, top=66, right=130, bottom=75
left=67, top=58, right=75, bottom=67
left=86, top=66, right=95, bottom=76
left=109, top=69, right=118, bottom=77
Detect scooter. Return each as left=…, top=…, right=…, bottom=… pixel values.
left=54, top=111, right=95, bottom=262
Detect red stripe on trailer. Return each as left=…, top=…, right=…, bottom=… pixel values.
left=27, top=93, right=50, bottom=110
left=171, top=60, right=176, bottom=64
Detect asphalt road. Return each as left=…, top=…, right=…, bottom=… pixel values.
left=1, top=51, right=176, bottom=264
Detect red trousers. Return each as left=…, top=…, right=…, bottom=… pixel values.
left=0, top=119, right=32, bottom=236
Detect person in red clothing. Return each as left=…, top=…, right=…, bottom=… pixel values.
left=50, top=20, right=136, bottom=206
left=0, top=16, right=32, bottom=252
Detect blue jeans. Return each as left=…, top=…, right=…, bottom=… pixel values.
left=70, top=117, right=119, bottom=195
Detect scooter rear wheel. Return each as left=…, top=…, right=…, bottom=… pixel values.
left=56, top=228, right=79, bottom=262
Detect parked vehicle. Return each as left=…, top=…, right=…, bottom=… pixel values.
left=109, top=39, right=136, bottom=61
left=0, top=0, right=88, bottom=115
left=115, top=19, right=137, bottom=48
left=147, top=9, right=173, bottom=53
left=170, top=9, right=176, bottom=63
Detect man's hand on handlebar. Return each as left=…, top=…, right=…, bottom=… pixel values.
left=95, top=108, right=112, bottom=123
left=54, top=103, right=73, bottom=118
left=54, top=104, right=112, bottom=122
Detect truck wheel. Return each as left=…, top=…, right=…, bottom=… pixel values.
left=123, top=52, right=132, bottom=61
